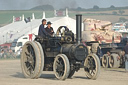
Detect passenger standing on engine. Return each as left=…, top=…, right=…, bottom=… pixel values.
left=38, top=19, right=51, bottom=38
left=45, top=21, right=54, bottom=36
left=124, top=42, right=128, bottom=72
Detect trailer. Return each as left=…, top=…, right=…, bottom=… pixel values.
left=82, top=18, right=126, bottom=68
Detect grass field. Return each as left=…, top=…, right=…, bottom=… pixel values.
left=69, top=9, right=128, bottom=23
left=0, top=9, right=128, bottom=27
left=0, top=10, right=54, bottom=27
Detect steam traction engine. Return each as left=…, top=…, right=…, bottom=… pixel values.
left=21, top=15, right=100, bottom=80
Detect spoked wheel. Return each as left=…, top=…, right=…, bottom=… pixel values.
left=21, top=41, right=44, bottom=79
left=102, top=54, right=109, bottom=68
left=53, top=54, right=70, bottom=80
left=84, top=53, right=100, bottom=80
left=109, top=54, right=120, bottom=68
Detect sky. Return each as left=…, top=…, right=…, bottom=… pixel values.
left=0, top=0, right=128, bottom=10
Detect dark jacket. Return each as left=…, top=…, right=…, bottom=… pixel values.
left=38, top=24, right=51, bottom=38
left=45, top=27, right=54, bottom=35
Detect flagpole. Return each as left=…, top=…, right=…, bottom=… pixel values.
left=29, top=19, right=32, bottom=41
left=6, top=32, right=7, bottom=43
left=24, top=17, right=32, bottom=41
left=30, top=22, right=32, bottom=34
left=3, top=35, right=4, bottom=44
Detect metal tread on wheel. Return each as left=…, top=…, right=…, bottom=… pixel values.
left=84, top=53, right=101, bottom=80
left=21, top=41, right=44, bottom=79
left=53, top=54, right=70, bottom=80
left=34, top=41, right=44, bottom=78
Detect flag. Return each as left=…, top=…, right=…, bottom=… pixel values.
left=15, top=17, right=21, bottom=22
left=10, top=34, right=13, bottom=38
left=24, top=17, right=31, bottom=23
left=56, top=11, right=65, bottom=16
left=29, top=34, right=33, bottom=41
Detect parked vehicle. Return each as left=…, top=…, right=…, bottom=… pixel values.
left=11, top=36, right=29, bottom=53
left=112, top=23, right=126, bottom=31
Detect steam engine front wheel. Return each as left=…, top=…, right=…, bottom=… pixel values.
left=84, top=53, right=100, bottom=80
left=53, top=54, right=70, bottom=80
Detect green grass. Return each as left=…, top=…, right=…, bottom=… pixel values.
left=0, top=10, right=54, bottom=26
left=0, top=10, right=100, bottom=26
left=0, top=9, right=128, bottom=27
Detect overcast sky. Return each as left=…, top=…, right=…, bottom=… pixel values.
left=0, top=0, right=128, bottom=10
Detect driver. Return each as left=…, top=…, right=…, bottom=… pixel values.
left=38, top=19, right=51, bottom=38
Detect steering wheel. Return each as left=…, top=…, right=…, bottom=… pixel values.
left=56, top=26, right=74, bottom=43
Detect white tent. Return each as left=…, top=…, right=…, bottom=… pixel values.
left=28, top=16, right=76, bottom=35
left=0, top=16, right=77, bottom=44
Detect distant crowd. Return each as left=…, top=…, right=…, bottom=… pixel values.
left=0, top=49, right=20, bottom=59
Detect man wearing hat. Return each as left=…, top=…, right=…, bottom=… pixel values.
left=38, top=19, right=51, bottom=38
left=45, top=21, right=54, bottom=36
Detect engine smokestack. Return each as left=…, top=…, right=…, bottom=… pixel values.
left=76, top=14, right=82, bottom=44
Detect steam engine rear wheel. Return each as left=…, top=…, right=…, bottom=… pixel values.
left=21, top=41, right=44, bottom=79
left=53, top=54, right=70, bottom=80
left=102, top=54, right=109, bottom=68
left=84, top=53, right=100, bottom=80
left=109, top=53, right=120, bottom=68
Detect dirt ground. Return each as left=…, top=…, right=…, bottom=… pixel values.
left=0, top=59, right=128, bottom=85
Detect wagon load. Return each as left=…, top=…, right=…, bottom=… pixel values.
left=82, top=18, right=122, bottom=44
